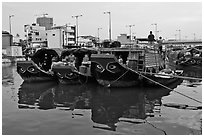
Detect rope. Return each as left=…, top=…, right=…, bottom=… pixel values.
left=145, top=120, right=167, bottom=135
left=128, top=67, right=202, bottom=104
left=106, top=69, right=130, bottom=87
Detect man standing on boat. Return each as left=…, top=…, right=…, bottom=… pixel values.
left=148, top=31, right=155, bottom=44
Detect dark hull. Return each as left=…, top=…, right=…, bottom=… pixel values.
left=17, top=61, right=56, bottom=82
left=91, top=62, right=140, bottom=87
left=52, top=65, right=94, bottom=85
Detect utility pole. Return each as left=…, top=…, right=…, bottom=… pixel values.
left=72, top=14, right=82, bottom=46
left=65, top=24, right=68, bottom=45
left=126, top=24, right=135, bottom=42
left=176, top=29, right=181, bottom=41
left=104, top=11, right=111, bottom=42
left=9, top=15, right=14, bottom=34
left=151, top=23, right=157, bottom=40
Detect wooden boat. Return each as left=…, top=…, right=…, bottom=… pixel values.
left=175, top=46, right=202, bottom=67
left=90, top=47, right=183, bottom=87
left=17, top=48, right=63, bottom=82
left=51, top=48, right=97, bottom=84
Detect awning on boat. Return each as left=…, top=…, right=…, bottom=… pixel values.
left=61, top=48, right=97, bottom=58
left=31, top=48, right=64, bottom=59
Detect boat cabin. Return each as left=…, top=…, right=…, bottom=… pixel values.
left=97, top=47, right=165, bottom=73
left=31, top=48, right=63, bottom=71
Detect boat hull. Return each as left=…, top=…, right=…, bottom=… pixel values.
left=17, top=61, right=56, bottom=82
left=90, top=55, right=140, bottom=87
left=52, top=64, right=94, bottom=85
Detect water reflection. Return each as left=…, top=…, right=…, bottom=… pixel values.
left=18, top=81, right=58, bottom=109
left=18, top=79, right=183, bottom=131
left=2, top=64, right=15, bottom=86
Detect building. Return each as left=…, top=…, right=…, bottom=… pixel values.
left=47, top=25, right=76, bottom=48
left=36, top=16, right=53, bottom=30
left=6, top=45, right=22, bottom=57
left=2, top=31, right=22, bottom=57
left=63, top=25, right=76, bottom=46
left=47, top=26, right=64, bottom=49
left=78, top=35, right=96, bottom=47
left=24, top=23, right=47, bottom=47
left=2, top=31, right=13, bottom=55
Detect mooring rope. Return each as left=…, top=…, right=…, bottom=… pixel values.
left=128, top=67, right=202, bottom=104
left=106, top=69, right=130, bottom=87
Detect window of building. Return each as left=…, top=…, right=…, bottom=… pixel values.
left=35, top=32, right=39, bottom=36
left=52, top=34, right=55, bottom=36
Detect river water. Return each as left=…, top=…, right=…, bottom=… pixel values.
left=2, top=63, right=202, bottom=135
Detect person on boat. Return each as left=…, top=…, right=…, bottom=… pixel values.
left=82, top=54, right=91, bottom=66
left=118, top=56, right=123, bottom=64
left=68, top=53, right=76, bottom=66
left=62, top=55, right=69, bottom=65
left=148, top=31, right=155, bottom=44
left=50, top=56, right=61, bottom=68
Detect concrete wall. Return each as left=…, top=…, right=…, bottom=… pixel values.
left=2, top=34, right=13, bottom=49
left=47, top=29, right=63, bottom=48
left=6, top=46, right=22, bottom=57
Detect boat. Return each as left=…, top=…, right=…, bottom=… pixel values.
left=90, top=46, right=183, bottom=87
left=51, top=48, right=98, bottom=84
left=17, top=48, right=63, bottom=82
left=176, top=46, right=202, bottom=67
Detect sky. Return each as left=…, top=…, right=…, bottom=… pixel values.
left=2, top=1, right=202, bottom=40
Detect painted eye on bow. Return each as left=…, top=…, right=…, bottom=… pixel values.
left=67, top=72, right=73, bottom=76
left=28, top=66, right=36, bottom=72
left=97, top=65, right=102, bottom=70
left=95, top=64, right=104, bottom=73
left=19, top=67, right=25, bottom=73
left=30, top=68, right=35, bottom=72
left=108, top=65, right=116, bottom=70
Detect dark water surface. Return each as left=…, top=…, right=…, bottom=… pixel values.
left=2, top=63, right=202, bottom=135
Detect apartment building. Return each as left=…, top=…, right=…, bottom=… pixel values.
left=47, top=25, right=76, bottom=48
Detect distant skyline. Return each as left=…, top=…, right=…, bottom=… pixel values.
left=2, top=2, right=202, bottom=40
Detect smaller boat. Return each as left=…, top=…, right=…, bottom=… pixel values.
left=51, top=48, right=97, bottom=84
left=17, top=48, right=63, bottom=82
left=140, top=69, right=183, bottom=87
left=176, top=46, right=202, bottom=67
